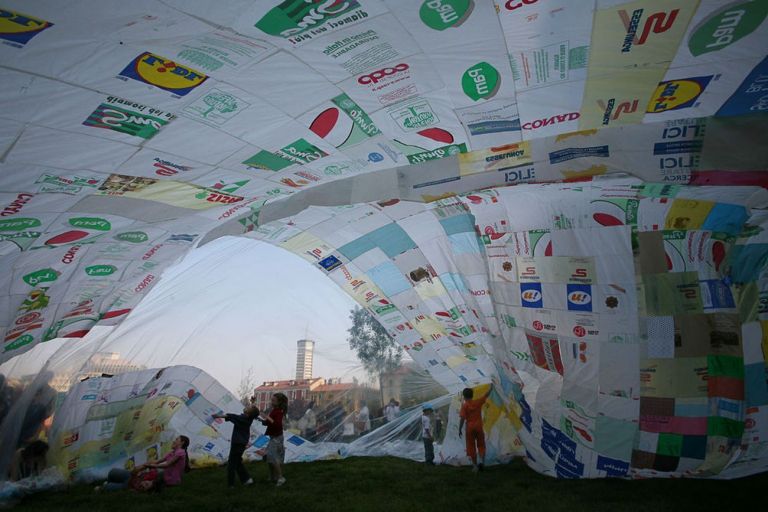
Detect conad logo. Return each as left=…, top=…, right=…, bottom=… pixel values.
left=358, top=63, right=409, bottom=85
left=522, top=112, right=580, bottom=130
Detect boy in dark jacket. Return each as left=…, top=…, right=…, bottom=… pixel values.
left=213, top=404, right=259, bottom=488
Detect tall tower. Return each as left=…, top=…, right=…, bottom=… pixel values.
left=296, top=339, right=315, bottom=380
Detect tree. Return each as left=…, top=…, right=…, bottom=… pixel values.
left=236, top=366, right=257, bottom=407
left=347, top=306, right=403, bottom=407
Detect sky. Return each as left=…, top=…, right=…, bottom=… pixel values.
left=88, top=236, right=367, bottom=395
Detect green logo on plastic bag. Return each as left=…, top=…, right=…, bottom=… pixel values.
left=419, top=0, right=474, bottom=31
left=4, top=334, right=34, bottom=352
left=255, top=0, right=361, bottom=39
left=0, top=218, right=41, bottom=231
left=116, top=231, right=149, bottom=243
left=688, top=2, right=767, bottom=56
left=23, top=268, right=58, bottom=286
left=461, top=62, right=500, bottom=101
left=85, top=265, right=116, bottom=276
left=69, top=217, right=111, bottom=231
left=407, top=143, right=467, bottom=164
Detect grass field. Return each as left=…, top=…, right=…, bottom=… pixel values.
left=16, top=457, right=759, bottom=512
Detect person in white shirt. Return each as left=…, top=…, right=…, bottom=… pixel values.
left=385, top=399, right=400, bottom=423
left=356, top=404, right=371, bottom=435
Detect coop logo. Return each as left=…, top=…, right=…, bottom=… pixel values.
left=0, top=8, right=53, bottom=47
left=598, top=98, right=639, bottom=125
left=567, top=284, right=592, bottom=312
left=520, top=283, right=543, bottom=308
left=647, top=76, right=713, bottom=113
left=504, top=0, right=538, bottom=10
left=255, top=0, right=362, bottom=38
left=619, top=8, right=680, bottom=53
left=689, top=2, right=767, bottom=56
left=522, top=112, right=579, bottom=130
left=1, top=193, right=34, bottom=216
left=117, top=52, right=208, bottom=97
left=61, top=246, right=81, bottom=264
left=462, top=62, right=500, bottom=101
left=420, top=0, right=474, bottom=31
left=358, top=63, right=409, bottom=85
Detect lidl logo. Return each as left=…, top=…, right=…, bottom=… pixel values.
left=0, top=9, right=53, bottom=47
left=647, top=76, right=713, bottom=113
left=420, top=0, right=474, bottom=31
left=462, top=62, right=500, bottom=101
left=118, top=52, right=208, bottom=97
left=521, top=283, right=543, bottom=308
left=567, top=284, right=592, bottom=312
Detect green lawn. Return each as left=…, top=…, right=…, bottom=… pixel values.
left=16, top=457, right=757, bottom=512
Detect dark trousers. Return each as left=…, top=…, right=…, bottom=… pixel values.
left=227, top=443, right=251, bottom=486
left=103, top=468, right=132, bottom=491
left=423, top=438, right=434, bottom=464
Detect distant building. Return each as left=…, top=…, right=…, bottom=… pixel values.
left=296, top=339, right=315, bottom=380
left=253, top=377, right=370, bottom=412
left=49, top=352, right=145, bottom=392
left=253, top=377, right=324, bottom=411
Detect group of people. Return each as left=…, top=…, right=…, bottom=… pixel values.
left=214, top=392, right=288, bottom=488
left=96, top=391, right=289, bottom=493
left=93, top=382, right=494, bottom=495
left=421, top=385, right=492, bottom=472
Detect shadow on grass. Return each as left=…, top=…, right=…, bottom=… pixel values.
left=16, top=457, right=761, bottom=512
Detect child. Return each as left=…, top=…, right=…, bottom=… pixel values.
left=458, top=385, right=492, bottom=472
left=421, top=404, right=435, bottom=465
left=260, top=393, right=287, bottom=486
left=213, top=404, right=259, bottom=488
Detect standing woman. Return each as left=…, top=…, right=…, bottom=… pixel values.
left=260, top=393, right=287, bottom=486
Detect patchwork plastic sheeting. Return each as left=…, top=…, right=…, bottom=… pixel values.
left=0, top=0, right=767, bottom=481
